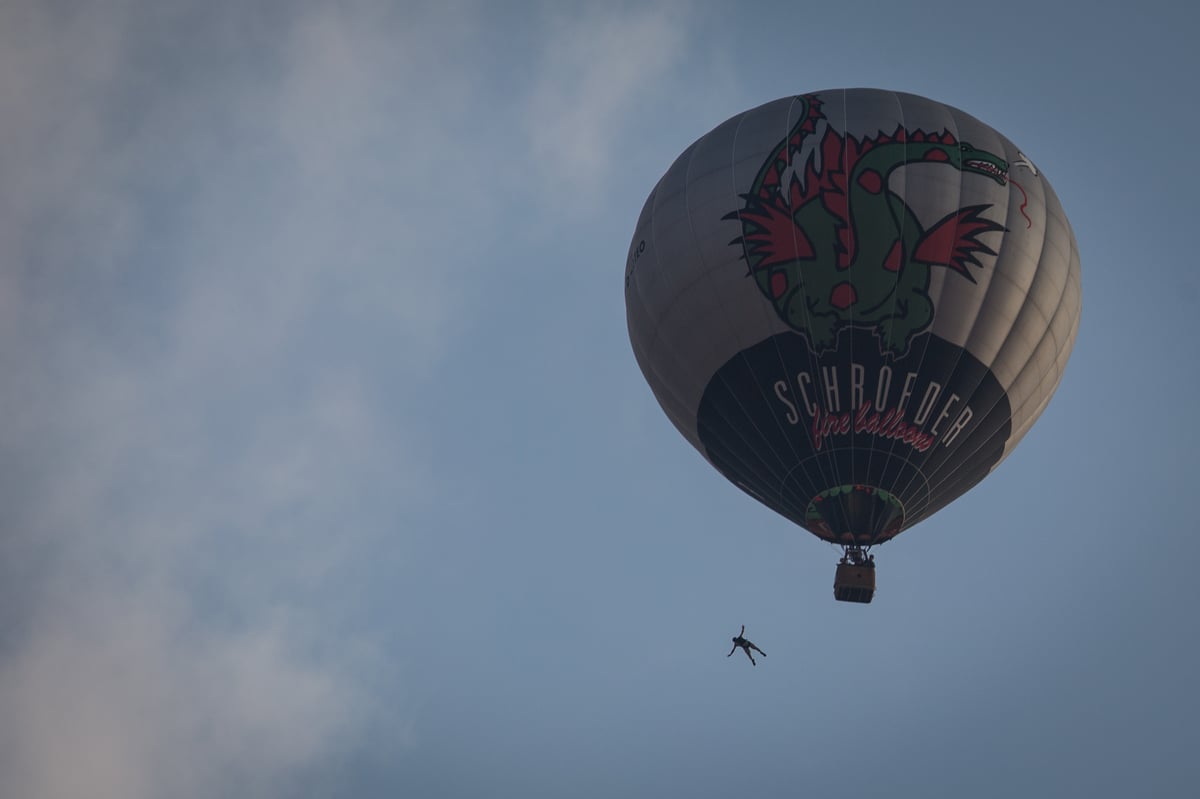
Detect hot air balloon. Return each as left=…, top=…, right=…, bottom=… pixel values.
left=625, top=89, right=1080, bottom=603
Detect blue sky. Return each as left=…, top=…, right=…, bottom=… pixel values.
left=0, top=1, right=1196, bottom=797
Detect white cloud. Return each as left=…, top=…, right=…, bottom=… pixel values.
left=0, top=2, right=483, bottom=795
left=522, top=3, right=689, bottom=199
left=0, top=592, right=356, bottom=799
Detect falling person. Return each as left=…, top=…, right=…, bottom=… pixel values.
left=728, top=625, right=766, bottom=666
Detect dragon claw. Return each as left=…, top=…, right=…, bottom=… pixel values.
left=875, top=319, right=912, bottom=356
left=804, top=315, right=839, bottom=352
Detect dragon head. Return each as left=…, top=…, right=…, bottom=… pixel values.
left=959, top=141, right=1008, bottom=185
left=913, top=138, right=1008, bottom=185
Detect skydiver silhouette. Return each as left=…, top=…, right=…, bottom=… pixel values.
left=727, top=625, right=766, bottom=666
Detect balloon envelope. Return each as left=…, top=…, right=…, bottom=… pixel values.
left=625, top=88, right=1080, bottom=547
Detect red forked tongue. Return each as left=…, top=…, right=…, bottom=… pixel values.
left=1011, top=177, right=1032, bottom=229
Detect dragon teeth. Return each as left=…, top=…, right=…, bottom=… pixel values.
left=967, top=160, right=1005, bottom=176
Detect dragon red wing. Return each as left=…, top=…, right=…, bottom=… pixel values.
left=912, top=205, right=1006, bottom=283
left=729, top=195, right=816, bottom=270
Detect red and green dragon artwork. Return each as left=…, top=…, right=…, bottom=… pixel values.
left=727, top=94, right=1009, bottom=355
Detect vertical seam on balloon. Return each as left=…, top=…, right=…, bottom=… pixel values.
left=921, top=337, right=1064, bottom=523
left=916, top=194, right=1073, bottom=521
left=773, top=92, right=847, bottom=514
left=986, top=224, right=1080, bottom=449
left=846, top=91, right=859, bottom=494
left=905, top=270, right=1029, bottom=522
left=897, top=169, right=1027, bottom=523
left=856, top=88, right=910, bottom=544
left=639, top=158, right=718, bottom=456
left=933, top=207, right=1061, bottom=472
left=725, top=95, right=846, bottom=532
left=783, top=88, right=856, bottom=540
left=1007, top=231, right=1081, bottom=445
left=874, top=96, right=969, bottom=536
left=891, top=111, right=1010, bottom=521
left=714, top=102, right=808, bottom=498
left=760, top=95, right=843, bottom=527
left=693, top=109, right=810, bottom=522
left=780, top=91, right=855, bottom=537
left=824, top=88, right=853, bottom=509
left=637, top=182, right=694, bottom=423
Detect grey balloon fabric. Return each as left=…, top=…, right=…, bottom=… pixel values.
left=625, top=88, right=1080, bottom=547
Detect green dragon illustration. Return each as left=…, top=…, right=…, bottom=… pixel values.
left=727, top=95, right=1009, bottom=355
